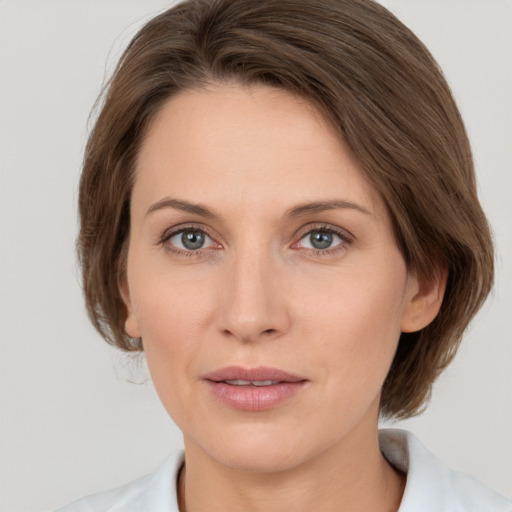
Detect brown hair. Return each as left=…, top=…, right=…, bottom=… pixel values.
left=77, top=0, right=494, bottom=419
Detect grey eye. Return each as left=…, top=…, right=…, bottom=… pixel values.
left=310, top=231, right=333, bottom=249
left=182, top=230, right=205, bottom=250
left=170, top=229, right=212, bottom=250
left=300, top=230, right=342, bottom=250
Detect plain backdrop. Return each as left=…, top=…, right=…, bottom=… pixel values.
left=1, top=1, right=511, bottom=511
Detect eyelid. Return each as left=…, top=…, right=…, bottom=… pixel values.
left=291, top=223, right=354, bottom=253
left=159, top=223, right=222, bottom=253
left=294, top=223, right=353, bottom=243
left=157, top=222, right=353, bottom=256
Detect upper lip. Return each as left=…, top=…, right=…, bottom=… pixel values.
left=203, top=366, right=307, bottom=383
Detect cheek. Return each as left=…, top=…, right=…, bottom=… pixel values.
left=129, top=251, right=218, bottom=337
left=134, top=285, right=213, bottom=428
left=302, top=262, right=407, bottom=390
left=128, top=264, right=218, bottom=395
left=135, top=283, right=214, bottom=354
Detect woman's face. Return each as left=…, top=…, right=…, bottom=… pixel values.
left=123, top=83, right=424, bottom=472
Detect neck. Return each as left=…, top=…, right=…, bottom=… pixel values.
left=178, top=422, right=405, bottom=512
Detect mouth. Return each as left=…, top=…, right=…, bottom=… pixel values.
left=221, top=379, right=282, bottom=386
left=203, top=366, right=308, bottom=411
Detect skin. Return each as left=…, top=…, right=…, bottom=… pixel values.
left=122, top=83, right=446, bottom=512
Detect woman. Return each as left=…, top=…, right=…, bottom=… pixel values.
left=57, top=0, right=511, bottom=510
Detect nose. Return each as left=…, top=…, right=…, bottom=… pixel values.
left=216, top=249, right=291, bottom=343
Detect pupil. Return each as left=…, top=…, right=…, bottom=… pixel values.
left=182, top=230, right=205, bottom=250
left=310, top=231, right=332, bottom=249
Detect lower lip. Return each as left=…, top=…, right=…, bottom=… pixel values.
left=205, top=381, right=307, bottom=411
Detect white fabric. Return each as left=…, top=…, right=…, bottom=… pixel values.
left=379, top=430, right=512, bottom=511
left=56, top=429, right=512, bottom=511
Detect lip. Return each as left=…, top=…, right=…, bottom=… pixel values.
left=203, top=366, right=308, bottom=411
left=204, top=366, right=306, bottom=383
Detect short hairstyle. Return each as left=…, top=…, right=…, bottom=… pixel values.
left=77, top=0, right=494, bottom=419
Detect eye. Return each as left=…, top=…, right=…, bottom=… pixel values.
left=297, top=227, right=349, bottom=251
left=167, top=228, right=215, bottom=251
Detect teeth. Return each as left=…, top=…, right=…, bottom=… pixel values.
left=225, top=380, right=251, bottom=386
left=224, top=379, right=279, bottom=386
left=252, top=380, right=279, bottom=386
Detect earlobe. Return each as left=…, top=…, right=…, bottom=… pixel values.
left=401, top=266, right=448, bottom=333
left=119, top=277, right=141, bottom=339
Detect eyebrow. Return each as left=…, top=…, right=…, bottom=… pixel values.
left=145, top=197, right=372, bottom=220
left=146, top=198, right=219, bottom=219
left=285, top=200, right=372, bottom=218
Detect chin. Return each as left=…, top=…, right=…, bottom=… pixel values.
left=191, top=422, right=323, bottom=474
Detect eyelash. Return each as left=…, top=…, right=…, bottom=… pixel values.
left=158, top=223, right=353, bottom=258
left=295, top=224, right=353, bottom=257
left=159, top=224, right=218, bottom=258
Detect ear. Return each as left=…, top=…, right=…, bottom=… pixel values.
left=401, top=266, right=448, bottom=333
left=119, top=277, right=141, bottom=339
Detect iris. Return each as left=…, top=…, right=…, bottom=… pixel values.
left=310, top=231, right=333, bottom=249
left=181, top=230, right=205, bottom=250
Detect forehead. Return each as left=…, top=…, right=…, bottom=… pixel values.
left=133, top=83, right=381, bottom=218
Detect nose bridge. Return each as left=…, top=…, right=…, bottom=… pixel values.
left=217, top=238, right=288, bottom=342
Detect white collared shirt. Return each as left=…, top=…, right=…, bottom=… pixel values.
left=56, top=429, right=512, bottom=511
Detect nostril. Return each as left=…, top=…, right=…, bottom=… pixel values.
left=220, top=327, right=278, bottom=341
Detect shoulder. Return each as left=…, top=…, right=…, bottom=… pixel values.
left=54, top=451, right=184, bottom=512
left=379, top=429, right=512, bottom=512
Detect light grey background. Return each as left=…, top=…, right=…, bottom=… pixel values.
left=0, top=1, right=510, bottom=511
